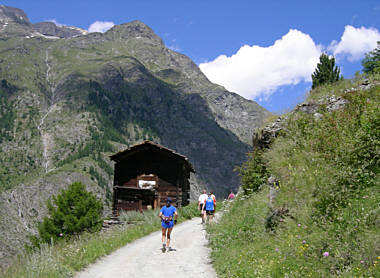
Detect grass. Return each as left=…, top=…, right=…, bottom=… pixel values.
left=0, top=202, right=199, bottom=278
left=208, top=75, right=380, bottom=277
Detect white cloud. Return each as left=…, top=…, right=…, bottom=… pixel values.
left=46, top=19, right=65, bottom=27
left=199, top=29, right=322, bottom=100
left=168, top=38, right=181, bottom=52
left=329, top=25, right=380, bottom=61
left=168, top=44, right=181, bottom=52
left=88, top=21, right=115, bottom=33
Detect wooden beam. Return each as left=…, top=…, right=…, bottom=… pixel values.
left=176, top=168, right=180, bottom=207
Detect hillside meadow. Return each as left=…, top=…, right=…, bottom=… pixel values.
left=208, top=74, right=380, bottom=277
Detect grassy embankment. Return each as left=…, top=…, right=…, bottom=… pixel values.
left=1, top=203, right=199, bottom=278
left=208, top=74, right=380, bottom=277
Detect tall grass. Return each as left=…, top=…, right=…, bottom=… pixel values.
left=0, top=203, right=199, bottom=278
left=208, top=76, right=380, bottom=277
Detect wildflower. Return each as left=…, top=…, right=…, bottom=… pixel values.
left=275, top=248, right=279, bottom=252
left=59, top=233, right=63, bottom=237
left=360, top=260, right=364, bottom=264
left=323, top=252, right=329, bottom=257
left=302, top=240, right=306, bottom=244
left=298, top=224, right=301, bottom=227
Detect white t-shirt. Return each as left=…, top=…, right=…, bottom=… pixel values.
left=198, top=194, right=208, bottom=206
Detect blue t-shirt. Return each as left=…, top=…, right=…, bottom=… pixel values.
left=205, top=197, right=214, bottom=210
left=160, top=205, right=176, bottom=218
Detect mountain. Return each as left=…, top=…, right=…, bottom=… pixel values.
left=0, top=5, right=87, bottom=38
left=33, top=22, right=88, bottom=38
left=0, top=5, right=270, bottom=266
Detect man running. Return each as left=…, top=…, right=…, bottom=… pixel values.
left=205, top=192, right=215, bottom=223
left=159, top=197, right=178, bottom=252
left=198, top=190, right=208, bottom=224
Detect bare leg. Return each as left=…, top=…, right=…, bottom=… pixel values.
left=200, top=207, right=204, bottom=223
left=166, top=227, right=173, bottom=248
left=209, top=214, right=214, bottom=223
left=161, top=227, right=167, bottom=246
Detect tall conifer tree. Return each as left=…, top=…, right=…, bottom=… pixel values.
left=362, top=41, right=380, bottom=73
left=312, top=53, right=341, bottom=89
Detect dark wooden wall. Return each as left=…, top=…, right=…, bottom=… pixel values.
left=114, top=151, right=181, bottom=187
left=112, top=149, right=190, bottom=214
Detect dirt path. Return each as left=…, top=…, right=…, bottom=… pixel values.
left=75, top=217, right=217, bottom=278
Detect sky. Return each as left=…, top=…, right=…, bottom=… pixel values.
left=1, top=0, right=380, bottom=113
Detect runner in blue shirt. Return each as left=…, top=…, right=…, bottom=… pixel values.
left=159, top=197, right=178, bottom=252
left=205, top=192, right=215, bottom=223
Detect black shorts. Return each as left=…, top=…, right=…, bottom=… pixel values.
left=206, top=210, right=214, bottom=215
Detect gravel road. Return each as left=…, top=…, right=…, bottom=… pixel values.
left=75, top=217, right=217, bottom=278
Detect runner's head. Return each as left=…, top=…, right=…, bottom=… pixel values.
left=202, top=190, right=207, bottom=194
left=166, top=197, right=172, bottom=207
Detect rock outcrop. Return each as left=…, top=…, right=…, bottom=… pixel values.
left=254, top=80, right=378, bottom=149
left=0, top=5, right=30, bottom=25
left=33, top=22, right=88, bottom=38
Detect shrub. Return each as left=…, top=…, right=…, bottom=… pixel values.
left=35, top=182, right=103, bottom=245
left=238, top=149, right=268, bottom=194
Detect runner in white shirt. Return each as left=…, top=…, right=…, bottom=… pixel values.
left=198, top=190, right=208, bottom=224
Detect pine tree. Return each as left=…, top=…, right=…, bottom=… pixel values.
left=362, top=41, right=380, bottom=74
left=36, top=182, right=103, bottom=244
left=311, top=53, right=342, bottom=89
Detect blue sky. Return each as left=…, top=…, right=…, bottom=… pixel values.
left=2, top=0, right=380, bottom=113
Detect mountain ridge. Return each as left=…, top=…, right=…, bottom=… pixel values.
left=0, top=5, right=270, bottom=267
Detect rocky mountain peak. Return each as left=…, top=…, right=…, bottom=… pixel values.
left=0, top=5, right=31, bottom=25
left=33, top=21, right=88, bottom=38
left=105, top=20, right=163, bottom=44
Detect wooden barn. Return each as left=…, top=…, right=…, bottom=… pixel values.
left=110, top=141, right=194, bottom=215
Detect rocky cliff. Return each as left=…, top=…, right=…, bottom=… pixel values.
left=0, top=5, right=270, bottom=267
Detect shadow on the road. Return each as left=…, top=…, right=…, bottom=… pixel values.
left=161, top=247, right=177, bottom=253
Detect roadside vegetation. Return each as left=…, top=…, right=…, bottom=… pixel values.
left=208, top=72, right=380, bottom=277
left=1, top=203, right=199, bottom=278
left=31, top=182, right=103, bottom=246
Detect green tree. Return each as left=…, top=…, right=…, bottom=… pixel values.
left=311, top=53, right=342, bottom=89
left=37, top=182, right=103, bottom=244
left=238, top=149, right=268, bottom=194
left=362, top=41, right=380, bottom=73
